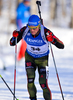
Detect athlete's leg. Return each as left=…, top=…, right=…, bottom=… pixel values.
left=25, top=52, right=37, bottom=100
left=36, top=56, right=52, bottom=100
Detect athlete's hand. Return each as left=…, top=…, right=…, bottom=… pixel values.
left=46, top=34, right=54, bottom=42
left=13, top=30, right=19, bottom=37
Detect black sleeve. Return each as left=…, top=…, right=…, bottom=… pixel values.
left=44, top=27, right=64, bottom=49
left=53, top=38, right=64, bottom=49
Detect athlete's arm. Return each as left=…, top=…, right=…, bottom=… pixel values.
left=45, top=28, right=64, bottom=49
left=10, top=26, right=26, bottom=46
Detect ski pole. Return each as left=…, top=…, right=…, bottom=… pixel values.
left=36, top=1, right=43, bottom=24
left=36, top=1, right=64, bottom=100
left=0, top=75, right=19, bottom=100
left=14, top=37, right=17, bottom=100
left=50, top=43, right=64, bottom=100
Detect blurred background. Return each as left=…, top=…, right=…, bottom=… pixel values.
left=0, top=0, right=73, bottom=68
left=0, top=0, right=73, bottom=100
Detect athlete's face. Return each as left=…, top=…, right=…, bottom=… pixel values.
left=28, top=25, right=40, bottom=35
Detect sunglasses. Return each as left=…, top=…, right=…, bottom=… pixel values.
left=28, top=25, right=39, bottom=30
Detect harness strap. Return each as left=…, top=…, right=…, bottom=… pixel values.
left=41, top=25, right=49, bottom=44
left=22, top=27, right=29, bottom=40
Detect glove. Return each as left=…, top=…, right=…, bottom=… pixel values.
left=46, top=34, right=54, bottom=42
left=13, top=30, right=19, bottom=37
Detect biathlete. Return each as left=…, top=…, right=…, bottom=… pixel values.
left=10, top=15, right=64, bottom=100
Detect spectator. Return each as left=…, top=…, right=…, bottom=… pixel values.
left=16, top=0, right=31, bottom=61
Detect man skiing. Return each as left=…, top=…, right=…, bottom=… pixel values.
left=10, top=15, right=64, bottom=100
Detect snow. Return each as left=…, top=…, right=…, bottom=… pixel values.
left=0, top=0, right=73, bottom=100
